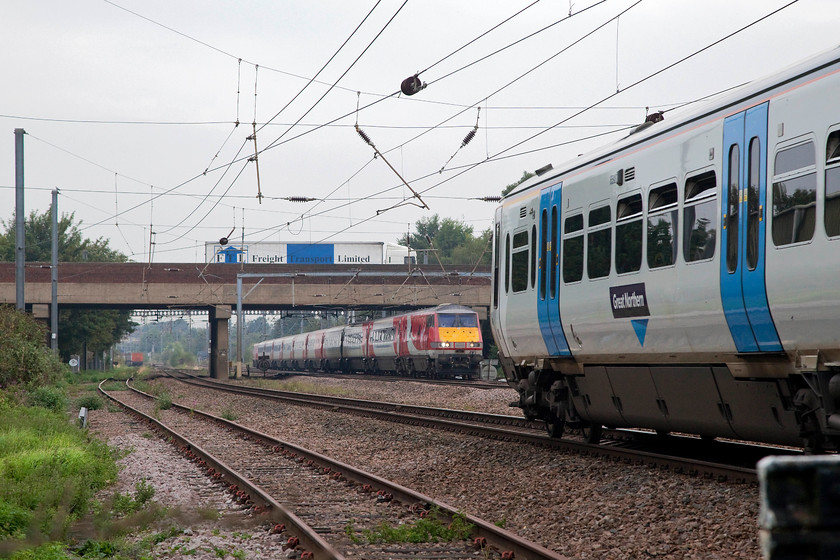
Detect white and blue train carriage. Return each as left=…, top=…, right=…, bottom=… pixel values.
left=491, top=45, right=840, bottom=452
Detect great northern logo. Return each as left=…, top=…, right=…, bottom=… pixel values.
left=609, top=282, right=650, bottom=319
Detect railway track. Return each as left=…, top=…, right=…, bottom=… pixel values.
left=248, top=368, right=507, bottom=390
left=100, top=378, right=568, bottom=560
left=165, top=370, right=777, bottom=483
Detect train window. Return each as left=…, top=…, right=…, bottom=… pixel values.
left=539, top=210, right=548, bottom=299
left=615, top=193, right=642, bottom=274
left=438, top=313, right=478, bottom=328
left=825, top=131, right=840, bottom=237
left=746, top=137, right=761, bottom=270
left=565, top=214, right=583, bottom=233
left=530, top=224, right=537, bottom=289
left=772, top=141, right=816, bottom=246
left=683, top=171, right=717, bottom=262
left=563, top=213, right=584, bottom=282
left=589, top=206, right=611, bottom=227
left=511, top=230, right=529, bottom=293
left=647, top=183, right=678, bottom=269
left=726, top=145, right=740, bottom=273
left=504, top=233, right=511, bottom=294
left=587, top=205, right=611, bottom=279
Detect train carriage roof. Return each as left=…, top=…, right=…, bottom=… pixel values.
left=503, top=44, right=840, bottom=201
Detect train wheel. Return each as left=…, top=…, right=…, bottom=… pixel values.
left=581, top=423, right=602, bottom=444
left=545, top=413, right=565, bottom=439
left=426, top=361, right=437, bottom=379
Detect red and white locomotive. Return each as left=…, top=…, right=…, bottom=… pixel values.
left=252, top=304, right=484, bottom=379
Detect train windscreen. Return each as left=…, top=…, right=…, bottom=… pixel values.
left=437, top=313, right=478, bottom=328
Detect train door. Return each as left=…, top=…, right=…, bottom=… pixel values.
left=491, top=206, right=514, bottom=359
left=538, top=181, right=572, bottom=356
left=396, top=316, right=409, bottom=357
left=720, top=103, right=783, bottom=352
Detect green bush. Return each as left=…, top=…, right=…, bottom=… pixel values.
left=73, top=394, right=104, bottom=411
left=0, top=306, right=67, bottom=390
left=26, top=386, right=69, bottom=413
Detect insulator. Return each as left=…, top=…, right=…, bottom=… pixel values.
left=355, top=125, right=373, bottom=146
left=285, top=197, right=316, bottom=203
left=480, top=196, right=501, bottom=202
left=400, top=74, right=426, bottom=96
left=461, top=128, right=477, bottom=147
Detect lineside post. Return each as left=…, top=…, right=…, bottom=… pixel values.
left=758, top=455, right=840, bottom=559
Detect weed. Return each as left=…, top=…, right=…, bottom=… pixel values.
left=219, top=406, right=238, bottom=421
left=495, top=517, right=507, bottom=528
left=231, top=549, right=246, bottom=560
left=357, top=509, right=474, bottom=544
left=345, top=519, right=362, bottom=544
left=155, top=392, right=173, bottom=411
left=111, top=479, right=156, bottom=517
left=213, top=545, right=228, bottom=558
left=197, top=507, right=221, bottom=520
left=75, top=538, right=117, bottom=557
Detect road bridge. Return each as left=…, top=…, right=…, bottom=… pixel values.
left=0, top=262, right=491, bottom=377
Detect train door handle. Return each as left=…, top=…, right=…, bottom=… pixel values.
left=656, top=398, right=669, bottom=417
left=717, top=402, right=734, bottom=422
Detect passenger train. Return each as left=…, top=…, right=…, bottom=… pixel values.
left=252, top=304, right=483, bottom=379
left=491, top=45, right=840, bottom=452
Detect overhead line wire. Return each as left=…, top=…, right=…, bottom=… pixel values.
left=248, top=0, right=801, bottom=244
left=255, top=0, right=384, bottom=135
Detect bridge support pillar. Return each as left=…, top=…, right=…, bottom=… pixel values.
left=31, top=304, right=51, bottom=347
left=209, top=305, right=231, bottom=379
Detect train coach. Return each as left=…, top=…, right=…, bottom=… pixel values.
left=252, top=304, right=484, bottom=379
left=492, top=45, right=840, bottom=452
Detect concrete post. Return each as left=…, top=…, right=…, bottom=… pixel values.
left=14, top=128, right=25, bottom=311
left=209, top=305, right=231, bottom=379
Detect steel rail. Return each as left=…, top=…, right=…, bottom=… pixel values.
left=122, top=377, right=570, bottom=560
left=98, top=379, right=344, bottom=560
left=170, top=371, right=759, bottom=483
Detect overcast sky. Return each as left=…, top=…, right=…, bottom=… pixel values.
left=2, top=0, right=838, bottom=264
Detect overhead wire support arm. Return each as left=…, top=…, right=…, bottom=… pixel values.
left=354, top=123, right=429, bottom=210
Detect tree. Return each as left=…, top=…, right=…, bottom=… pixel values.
left=501, top=171, right=535, bottom=197
left=0, top=209, right=135, bottom=361
left=397, top=214, right=491, bottom=266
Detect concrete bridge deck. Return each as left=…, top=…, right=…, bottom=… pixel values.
left=0, top=262, right=490, bottom=310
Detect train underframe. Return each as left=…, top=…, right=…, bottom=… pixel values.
left=499, top=351, right=840, bottom=453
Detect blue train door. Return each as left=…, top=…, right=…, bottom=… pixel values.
left=720, top=102, right=782, bottom=353
left=538, top=181, right=571, bottom=356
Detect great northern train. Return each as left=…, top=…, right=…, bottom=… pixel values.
left=492, top=45, right=840, bottom=452
left=252, top=304, right=483, bottom=379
